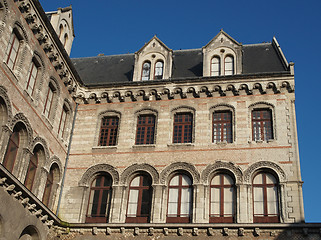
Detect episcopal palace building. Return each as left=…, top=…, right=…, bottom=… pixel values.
left=0, top=0, right=319, bottom=239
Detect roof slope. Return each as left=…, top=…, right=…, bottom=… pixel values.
left=71, top=42, right=289, bottom=86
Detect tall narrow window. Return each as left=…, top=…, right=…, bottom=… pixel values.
left=210, top=174, right=235, bottom=223
left=253, top=172, right=279, bottom=223
left=26, top=61, right=38, bottom=96
left=43, top=84, right=55, bottom=118
left=58, top=105, right=68, bottom=139
left=24, top=151, right=38, bottom=191
left=42, top=169, right=53, bottom=207
left=135, top=115, right=155, bottom=145
left=173, top=113, right=193, bottom=143
left=154, top=61, right=164, bottom=79
left=252, top=109, right=273, bottom=141
left=224, top=56, right=234, bottom=75
left=86, top=175, right=112, bottom=223
left=211, top=56, right=220, bottom=76
left=6, top=32, right=20, bottom=70
left=167, top=174, right=192, bottom=223
left=213, top=111, right=232, bottom=143
left=126, top=175, right=152, bottom=223
left=98, top=116, right=119, bottom=146
left=3, top=131, right=19, bottom=172
left=141, top=61, right=151, bottom=81
left=63, top=33, right=68, bottom=47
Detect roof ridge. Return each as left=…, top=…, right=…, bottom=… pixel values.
left=72, top=53, right=134, bottom=60
left=173, top=48, right=202, bottom=52
left=243, top=42, right=271, bottom=47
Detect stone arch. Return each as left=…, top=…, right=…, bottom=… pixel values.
left=160, top=162, right=200, bottom=185
left=0, top=86, right=12, bottom=127
left=79, top=164, right=119, bottom=187
left=243, top=161, right=286, bottom=184
left=9, top=113, right=33, bottom=147
left=0, top=0, right=8, bottom=36
left=19, top=225, right=39, bottom=240
left=201, top=161, right=243, bottom=185
left=30, top=137, right=49, bottom=161
left=13, top=21, right=28, bottom=43
left=120, top=163, right=159, bottom=185
left=44, top=156, right=63, bottom=178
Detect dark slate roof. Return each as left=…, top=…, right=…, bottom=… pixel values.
left=172, top=49, right=203, bottom=78
left=242, top=43, right=287, bottom=73
left=71, top=42, right=289, bottom=86
left=72, top=54, right=135, bottom=85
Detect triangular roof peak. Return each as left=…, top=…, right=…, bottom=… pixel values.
left=203, top=29, right=241, bottom=49
left=136, top=35, right=172, bottom=54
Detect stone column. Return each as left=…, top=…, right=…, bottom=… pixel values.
left=151, top=184, right=163, bottom=223
left=110, top=185, right=125, bottom=223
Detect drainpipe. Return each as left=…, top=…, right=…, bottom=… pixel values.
left=56, top=103, right=78, bottom=216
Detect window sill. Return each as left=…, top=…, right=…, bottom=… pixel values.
left=132, top=144, right=156, bottom=149
left=249, top=139, right=275, bottom=144
left=167, top=143, right=194, bottom=148
left=92, top=146, right=117, bottom=150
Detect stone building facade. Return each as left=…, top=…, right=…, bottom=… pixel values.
left=0, top=0, right=319, bottom=239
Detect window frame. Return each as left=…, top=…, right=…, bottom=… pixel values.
left=172, top=112, right=194, bottom=144
left=58, top=104, right=69, bottom=139
left=209, top=173, right=235, bottom=223
left=42, top=169, right=53, bottom=207
left=43, top=83, right=55, bottom=119
left=224, top=55, right=234, bottom=76
left=85, top=174, right=112, bottom=223
left=154, top=60, right=164, bottom=80
left=5, top=31, right=21, bottom=70
left=212, top=110, right=233, bottom=143
left=135, top=114, right=156, bottom=145
left=251, top=108, right=274, bottom=142
left=98, top=116, right=119, bottom=146
left=3, top=131, right=19, bottom=172
left=252, top=172, right=280, bottom=223
left=126, top=174, right=153, bottom=223
left=24, top=151, right=38, bottom=191
left=26, top=60, right=39, bottom=96
left=210, top=56, right=221, bottom=76
left=166, top=174, right=193, bottom=223
left=141, top=61, right=151, bottom=81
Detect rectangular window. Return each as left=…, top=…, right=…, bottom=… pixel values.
left=43, top=86, right=54, bottom=118
left=213, top=111, right=232, bottom=143
left=173, top=113, right=193, bottom=143
left=26, top=62, right=38, bottom=96
left=135, top=115, right=155, bottom=145
left=6, top=33, right=20, bottom=70
left=99, top=117, right=119, bottom=146
left=58, top=106, right=68, bottom=138
left=252, top=109, right=273, bottom=141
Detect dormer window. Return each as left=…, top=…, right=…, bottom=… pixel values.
left=154, top=61, right=164, bottom=79
left=141, top=61, right=151, bottom=81
left=211, top=56, right=220, bottom=76
left=224, top=56, right=234, bottom=75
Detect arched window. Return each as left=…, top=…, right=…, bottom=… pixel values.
left=167, top=174, right=192, bottom=223
left=141, top=61, right=151, bottom=81
left=126, top=174, right=152, bottom=223
left=5, top=31, right=21, bottom=70
left=211, top=56, right=220, bottom=76
left=224, top=56, right=234, bottom=75
left=86, top=174, right=112, bottom=223
left=43, top=83, right=56, bottom=119
left=63, top=33, right=68, bottom=47
left=42, top=169, right=53, bottom=207
left=59, top=24, right=63, bottom=38
left=58, top=104, right=69, bottom=139
left=26, top=60, right=39, bottom=96
left=253, top=172, right=279, bottom=223
left=154, top=61, right=164, bottom=79
left=3, top=131, right=19, bottom=172
left=24, top=150, right=38, bottom=191
left=210, top=173, right=235, bottom=223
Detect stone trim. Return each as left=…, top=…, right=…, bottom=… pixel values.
left=120, top=163, right=159, bottom=185
left=9, top=112, right=33, bottom=148
left=160, top=162, right=200, bottom=185
left=79, top=164, right=119, bottom=187
left=0, top=85, right=13, bottom=122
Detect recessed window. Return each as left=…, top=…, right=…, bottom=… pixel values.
left=26, top=61, right=39, bottom=96
left=173, top=113, right=193, bottom=143
left=141, top=61, right=151, bottom=81
left=58, top=105, right=68, bottom=139
left=98, top=116, right=119, bottom=146
left=86, top=175, right=112, bottom=223
left=126, top=175, right=152, bottom=223
left=224, top=56, right=234, bottom=75
left=135, top=115, right=155, bottom=145
left=167, top=174, right=192, bottom=223
left=43, top=84, right=55, bottom=119
left=252, top=109, right=273, bottom=141
left=42, top=169, right=53, bottom=207
left=3, top=131, right=19, bottom=172
left=213, top=111, right=232, bottom=143
left=253, top=172, right=279, bottom=223
left=24, top=151, right=38, bottom=191
left=210, top=174, right=235, bottom=223
left=6, top=32, right=20, bottom=70
left=211, top=56, right=220, bottom=76
left=154, top=61, right=164, bottom=79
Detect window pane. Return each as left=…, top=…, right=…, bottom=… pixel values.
left=168, top=188, right=178, bottom=203
left=128, top=189, right=139, bottom=203
left=130, top=176, right=140, bottom=187
left=142, top=62, right=151, bottom=80
left=169, top=175, right=179, bottom=186
left=181, top=175, right=191, bottom=186
left=253, top=173, right=264, bottom=184
left=266, top=173, right=277, bottom=184
left=224, top=188, right=234, bottom=215
left=267, top=186, right=278, bottom=215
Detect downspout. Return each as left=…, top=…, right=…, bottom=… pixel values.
left=56, top=103, right=78, bottom=216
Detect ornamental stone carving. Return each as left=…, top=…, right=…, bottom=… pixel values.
left=243, top=161, right=286, bottom=183
left=45, top=156, right=63, bottom=178
left=9, top=113, right=33, bottom=147
left=0, top=85, right=12, bottom=121
left=160, top=162, right=200, bottom=184
left=79, top=164, right=119, bottom=187
left=31, top=136, right=50, bottom=161
left=120, top=163, right=159, bottom=185
left=201, top=161, right=243, bottom=184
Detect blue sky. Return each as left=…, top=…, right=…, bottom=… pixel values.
left=40, top=0, right=321, bottom=222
